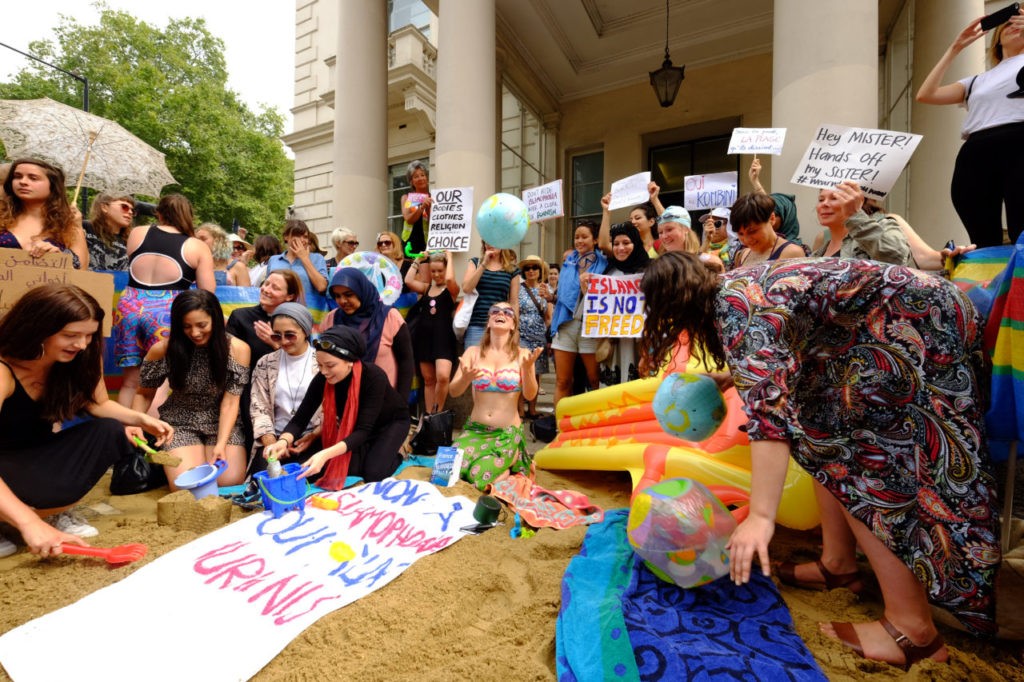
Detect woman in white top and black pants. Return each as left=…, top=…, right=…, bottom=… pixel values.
left=917, top=9, right=1024, bottom=247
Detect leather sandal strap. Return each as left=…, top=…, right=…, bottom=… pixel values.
left=816, top=559, right=863, bottom=590
left=879, top=617, right=945, bottom=668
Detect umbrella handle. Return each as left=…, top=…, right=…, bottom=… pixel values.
left=71, top=131, right=98, bottom=206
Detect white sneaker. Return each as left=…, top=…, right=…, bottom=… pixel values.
left=0, top=535, right=16, bottom=558
left=46, top=510, right=99, bottom=538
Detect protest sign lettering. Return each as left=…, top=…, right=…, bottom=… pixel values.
left=790, top=124, right=923, bottom=198
left=684, top=171, right=738, bottom=211
left=727, top=127, right=787, bottom=155
left=582, top=273, right=645, bottom=338
left=426, top=186, right=473, bottom=252
left=522, top=179, right=563, bottom=222
left=608, top=172, right=651, bottom=211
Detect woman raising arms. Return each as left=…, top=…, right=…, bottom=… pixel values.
left=0, top=284, right=172, bottom=556
left=404, top=251, right=460, bottom=411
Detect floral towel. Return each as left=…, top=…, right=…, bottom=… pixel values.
left=489, top=473, right=603, bottom=529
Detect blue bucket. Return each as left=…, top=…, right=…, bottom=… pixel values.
left=174, top=459, right=228, bottom=500
left=253, top=462, right=310, bottom=518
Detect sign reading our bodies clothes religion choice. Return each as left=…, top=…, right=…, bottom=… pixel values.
left=426, top=186, right=474, bottom=252
left=790, top=124, right=922, bottom=198
left=583, top=273, right=645, bottom=338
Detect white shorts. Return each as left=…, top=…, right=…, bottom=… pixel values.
left=551, top=318, right=598, bottom=354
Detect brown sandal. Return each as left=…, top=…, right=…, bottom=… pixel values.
left=830, top=617, right=945, bottom=671
left=776, top=559, right=865, bottom=595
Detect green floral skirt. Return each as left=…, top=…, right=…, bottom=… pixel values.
left=456, top=421, right=531, bottom=491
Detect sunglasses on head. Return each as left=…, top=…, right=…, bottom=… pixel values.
left=489, top=305, right=515, bottom=319
left=314, top=339, right=355, bottom=359
left=270, top=331, right=301, bottom=343
left=376, top=240, right=393, bottom=247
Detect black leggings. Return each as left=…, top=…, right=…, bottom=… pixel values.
left=0, top=418, right=131, bottom=509
left=951, top=122, right=1024, bottom=248
left=349, top=417, right=409, bottom=482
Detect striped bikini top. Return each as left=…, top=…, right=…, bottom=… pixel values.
left=472, top=366, right=521, bottom=393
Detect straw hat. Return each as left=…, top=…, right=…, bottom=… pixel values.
left=228, top=233, right=252, bottom=249
left=518, top=254, right=549, bottom=281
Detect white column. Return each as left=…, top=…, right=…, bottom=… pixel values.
left=771, top=0, right=878, bottom=243
left=910, top=0, right=985, bottom=246
left=332, top=0, right=388, bottom=244
left=434, top=0, right=497, bottom=271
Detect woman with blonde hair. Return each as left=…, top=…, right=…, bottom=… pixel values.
left=326, top=227, right=359, bottom=268
left=85, top=192, right=135, bottom=271
left=450, top=302, right=541, bottom=490
left=196, top=223, right=250, bottom=286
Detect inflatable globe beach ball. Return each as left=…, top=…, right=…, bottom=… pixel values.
left=652, top=372, right=726, bottom=442
left=476, top=193, right=530, bottom=249
left=627, top=478, right=737, bottom=588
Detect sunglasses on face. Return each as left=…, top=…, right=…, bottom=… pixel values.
left=270, top=331, right=301, bottom=343
left=489, top=305, right=515, bottom=319
left=343, top=240, right=359, bottom=246
left=376, top=240, right=393, bottom=247
left=232, top=243, right=247, bottom=251
left=113, top=202, right=135, bottom=214
left=522, top=265, right=540, bottom=272
left=711, top=219, right=725, bottom=229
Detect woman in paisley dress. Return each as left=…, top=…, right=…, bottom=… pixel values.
left=639, top=252, right=999, bottom=669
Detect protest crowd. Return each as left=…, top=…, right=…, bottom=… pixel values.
left=0, top=8, right=1022, bottom=675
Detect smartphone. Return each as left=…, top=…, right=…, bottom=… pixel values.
left=981, top=2, right=1019, bottom=31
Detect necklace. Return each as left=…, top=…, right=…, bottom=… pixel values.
left=741, top=235, right=779, bottom=267
left=280, top=347, right=313, bottom=415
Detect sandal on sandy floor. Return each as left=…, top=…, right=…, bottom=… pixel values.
left=830, top=617, right=945, bottom=671
left=776, top=559, right=865, bottom=595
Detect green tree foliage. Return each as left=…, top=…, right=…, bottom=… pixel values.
left=0, top=5, right=293, bottom=234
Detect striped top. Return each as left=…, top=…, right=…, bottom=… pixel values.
left=468, top=257, right=519, bottom=328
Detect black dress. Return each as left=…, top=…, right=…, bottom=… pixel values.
left=414, top=287, right=458, bottom=364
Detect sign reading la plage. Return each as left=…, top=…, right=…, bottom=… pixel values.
left=790, top=124, right=922, bottom=198
left=582, top=273, right=645, bottom=338
left=522, top=179, right=563, bottom=222
left=684, top=171, right=737, bottom=211
left=727, top=127, right=787, bottom=155
left=426, top=186, right=474, bottom=252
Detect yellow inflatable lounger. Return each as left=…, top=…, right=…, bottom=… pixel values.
left=537, top=357, right=821, bottom=530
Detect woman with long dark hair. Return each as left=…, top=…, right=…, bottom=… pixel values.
left=0, top=284, right=172, bottom=556
left=638, top=252, right=999, bottom=668
left=85, top=191, right=135, bottom=271
left=0, top=158, right=88, bottom=268
left=132, top=289, right=250, bottom=487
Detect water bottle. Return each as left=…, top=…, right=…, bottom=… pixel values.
left=266, top=456, right=283, bottom=479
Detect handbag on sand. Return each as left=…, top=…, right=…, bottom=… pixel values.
left=410, top=409, right=455, bottom=456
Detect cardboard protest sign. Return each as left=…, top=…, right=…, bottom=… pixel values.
left=684, top=172, right=738, bottom=211
left=0, top=248, right=114, bottom=335
left=522, top=179, right=563, bottom=222
left=582, top=273, right=645, bottom=338
left=426, top=187, right=473, bottom=252
left=0, top=479, right=476, bottom=682
left=608, top=172, right=651, bottom=211
left=790, top=124, right=922, bottom=198
left=727, top=127, right=787, bottom=155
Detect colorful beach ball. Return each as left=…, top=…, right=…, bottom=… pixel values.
left=339, top=251, right=403, bottom=305
left=476, top=193, right=529, bottom=249
left=652, top=372, right=726, bottom=442
left=627, top=478, right=736, bottom=588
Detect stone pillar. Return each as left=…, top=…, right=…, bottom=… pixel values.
left=434, top=0, right=497, bottom=272
left=332, top=0, right=388, bottom=245
left=771, top=0, right=878, bottom=243
left=910, top=0, right=985, bottom=245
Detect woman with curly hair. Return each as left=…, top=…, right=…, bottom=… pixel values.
left=0, top=158, right=88, bottom=268
left=85, top=191, right=135, bottom=271
left=638, top=251, right=999, bottom=668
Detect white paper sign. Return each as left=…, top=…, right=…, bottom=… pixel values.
left=582, top=274, right=645, bottom=338
left=684, top=171, right=738, bottom=211
left=427, top=186, right=474, bottom=252
left=790, top=124, right=923, bottom=198
left=522, top=179, right=563, bottom=222
left=0, top=479, right=476, bottom=682
left=608, top=172, right=651, bottom=211
left=727, top=127, right=787, bottom=155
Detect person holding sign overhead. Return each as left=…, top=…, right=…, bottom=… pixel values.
left=916, top=8, right=1024, bottom=247
left=598, top=181, right=664, bottom=257
left=748, top=158, right=803, bottom=247
left=730, top=194, right=805, bottom=269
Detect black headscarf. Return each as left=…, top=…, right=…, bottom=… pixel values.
left=609, top=223, right=651, bottom=275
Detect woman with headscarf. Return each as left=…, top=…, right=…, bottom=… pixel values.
left=264, top=326, right=410, bottom=487
left=600, top=222, right=651, bottom=383
left=321, top=267, right=414, bottom=400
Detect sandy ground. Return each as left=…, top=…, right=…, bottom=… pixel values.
left=1, top=460, right=1022, bottom=682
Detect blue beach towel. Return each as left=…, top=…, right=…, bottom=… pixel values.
left=557, top=509, right=826, bottom=681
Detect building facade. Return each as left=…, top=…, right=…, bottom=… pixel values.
left=282, top=0, right=995, bottom=265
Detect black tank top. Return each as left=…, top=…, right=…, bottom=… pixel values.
left=128, top=227, right=197, bottom=290
left=0, top=360, right=53, bottom=451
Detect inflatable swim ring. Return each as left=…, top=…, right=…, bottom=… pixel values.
left=339, top=251, right=403, bottom=305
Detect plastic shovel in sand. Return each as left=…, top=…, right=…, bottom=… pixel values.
left=59, top=543, right=148, bottom=565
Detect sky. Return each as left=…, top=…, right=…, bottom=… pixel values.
left=0, top=0, right=295, bottom=131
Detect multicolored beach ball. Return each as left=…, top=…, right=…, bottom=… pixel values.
left=476, top=193, right=529, bottom=249
left=652, top=372, right=727, bottom=442
left=627, top=478, right=736, bottom=588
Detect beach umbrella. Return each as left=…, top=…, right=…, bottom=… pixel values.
left=0, top=97, right=176, bottom=202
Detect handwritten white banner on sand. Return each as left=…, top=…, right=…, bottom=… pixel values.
left=0, top=479, right=475, bottom=682
left=790, top=124, right=922, bottom=199
left=608, top=172, right=651, bottom=211
left=522, top=179, right=563, bottom=222
left=727, top=127, right=787, bottom=155
left=684, top=171, right=738, bottom=211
